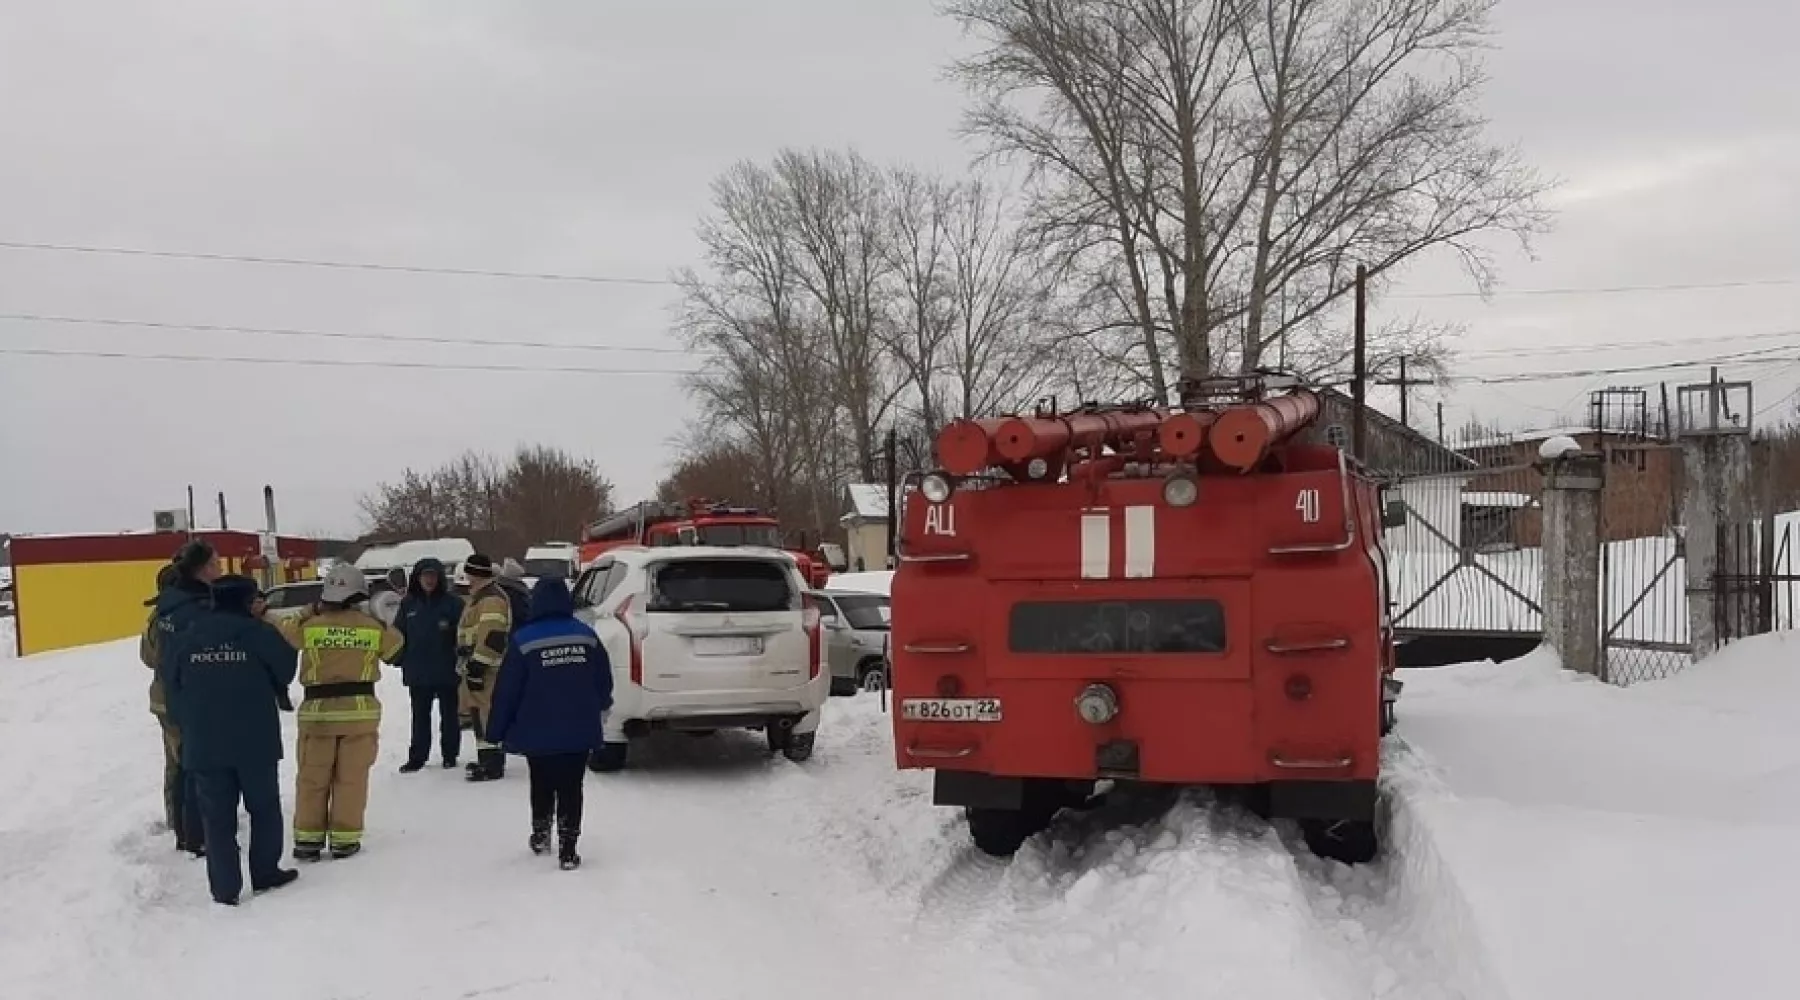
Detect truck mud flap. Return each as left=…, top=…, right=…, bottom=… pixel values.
left=1267, top=779, right=1377, bottom=823
left=934, top=770, right=1024, bottom=810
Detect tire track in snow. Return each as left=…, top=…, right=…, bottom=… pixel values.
left=856, top=785, right=1370, bottom=1000
left=816, top=700, right=1510, bottom=1000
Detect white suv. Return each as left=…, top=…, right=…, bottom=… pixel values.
left=571, top=546, right=827, bottom=770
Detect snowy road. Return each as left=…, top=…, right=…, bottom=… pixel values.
left=0, top=638, right=1485, bottom=1000
left=10, top=629, right=1795, bottom=999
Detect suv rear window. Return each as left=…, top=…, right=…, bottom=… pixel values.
left=1008, top=599, right=1225, bottom=654
left=650, top=559, right=793, bottom=613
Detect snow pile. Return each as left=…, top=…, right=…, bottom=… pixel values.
left=1393, top=640, right=1800, bottom=1000
left=0, top=616, right=14, bottom=659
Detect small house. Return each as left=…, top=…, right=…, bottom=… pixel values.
left=839, top=484, right=893, bottom=573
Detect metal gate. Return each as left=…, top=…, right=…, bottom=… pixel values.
left=1597, top=438, right=1688, bottom=685
left=1384, top=453, right=1545, bottom=642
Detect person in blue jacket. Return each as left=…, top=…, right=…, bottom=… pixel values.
left=487, top=576, right=613, bottom=871
left=164, top=574, right=301, bottom=906
left=392, top=557, right=467, bottom=773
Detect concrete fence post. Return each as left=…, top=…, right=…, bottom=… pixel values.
left=1681, top=426, right=1754, bottom=660
left=1539, top=450, right=1606, bottom=677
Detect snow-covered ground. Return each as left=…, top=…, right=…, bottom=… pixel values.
left=1391, top=638, right=1800, bottom=1000
left=3, top=628, right=1797, bottom=998
left=0, top=616, right=14, bottom=659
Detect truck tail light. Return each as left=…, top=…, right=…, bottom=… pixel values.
left=617, top=594, right=644, bottom=686
left=801, top=593, right=822, bottom=680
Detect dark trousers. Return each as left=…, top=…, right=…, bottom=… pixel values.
left=177, top=769, right=206, bottom=851
left=527, top=753, right=587, bottom=841
left=192, top=763, right=284, bottom=903
left=158, top=715, right=204, bottom=851
left=407, top=684, right=461, bottom=765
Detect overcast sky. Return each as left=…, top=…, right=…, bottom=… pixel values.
left=1, top=0, right=1794, bottom=538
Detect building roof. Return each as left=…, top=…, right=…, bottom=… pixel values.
left=1306, top=386, right=1478, bottom=477
left=842, top=483, right=892, bottom=523
left=1456, top=425, right=1596, bottom=452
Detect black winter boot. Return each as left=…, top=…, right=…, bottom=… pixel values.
left=293, top=843, right=324, bottom=863
left=331, top=842, right=361, bottom=860
left=398, top=760, right=425, bottom=774
left=558, top=827, right=581, bottom=870
left=529, top=821, right=551, bottom=856
left=465, top=748, right=505, bottom=782
left=253, top=869, right=299, bottom=893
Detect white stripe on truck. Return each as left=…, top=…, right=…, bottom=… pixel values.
left=1123, top=505, right=1155, bottom=578
left=1080, top=510, right=1111, bottom=579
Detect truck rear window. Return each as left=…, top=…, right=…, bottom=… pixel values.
left=1008, top=599, right=1225, bottom=654
left=650, top=559, right=793, bottom=613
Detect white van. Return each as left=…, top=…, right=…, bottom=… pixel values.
left=522, top=542, right=579, bottom=585
left=570, top=546, right=827, bottom=771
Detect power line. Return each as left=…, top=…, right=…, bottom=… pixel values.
left=0, top=311, right=699, bottom=357
left=0, top=347, right=697, bottom=377
left=1464, top=349, right=1800, bottom=385
left=3, top=238, right=1796, bottom=299
left=0, top=239, right=675, bottom=286
left=1393, top=276, right=1800, bottom=300
left=6, top=319, right=1797, bottom=385
left=1459, top=328, right=1800, bottom=360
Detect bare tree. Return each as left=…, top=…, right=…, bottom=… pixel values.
left=497, top=446, right=615, bottom=544
left=360, top=446, right=612, bottom=549
left=774, top=149, right=909, bottom=479
left=947, top=0, right=1551, bottom=391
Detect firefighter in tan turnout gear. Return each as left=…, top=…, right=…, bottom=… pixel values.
left=457, top=554, right=514, bottom=782
left=276, top=564, right=405, bottom=860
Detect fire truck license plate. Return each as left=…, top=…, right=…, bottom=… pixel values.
left=900, top=698, right=1002, bottom=723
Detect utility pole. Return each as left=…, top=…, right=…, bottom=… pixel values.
left=1352, top=265, right=1368, bottom=460
left=217, top=492, right=229, bottom=531
left=186, top=485, right=197, bottom=538
left=1436, top=401, right=1446, bottom=445
left=884, top=426, right=899, bottom=568
left=1377, top=355, right=1433, bottom=429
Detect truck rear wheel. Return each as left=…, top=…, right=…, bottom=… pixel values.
left=1299, top=818, right=1379, bottom=865
left=966, top=807, right=1040, bottom=857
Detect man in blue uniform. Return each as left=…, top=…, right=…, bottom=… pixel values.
left=165, top=574, right=302, bottom=906
left=487, top=577, right=613, bottom=870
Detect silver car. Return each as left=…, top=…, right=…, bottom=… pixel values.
left=811, top=589, right=891, bottom=695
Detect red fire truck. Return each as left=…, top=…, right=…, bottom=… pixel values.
left=888, top=375, right=1399, bottom=863
left=577, top=498, right=832, bottom=588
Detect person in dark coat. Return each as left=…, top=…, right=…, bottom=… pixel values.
left=144, top=538, right=224, bottom=857
left=393, top=557, right=467, bottom=773
left=164, top=574, right=301, bottom=906
left=487, top=577, right=613, bottom=871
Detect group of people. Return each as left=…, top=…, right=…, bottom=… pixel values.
left=141, top=541, right=615, bottom=906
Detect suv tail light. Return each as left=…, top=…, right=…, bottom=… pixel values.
left=616, top=594, right=645, bottom=686
left=800, top=593, right=822, bottom=680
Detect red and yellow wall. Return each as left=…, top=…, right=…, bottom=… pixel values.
left=7, top=531, right=320, bottom=657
